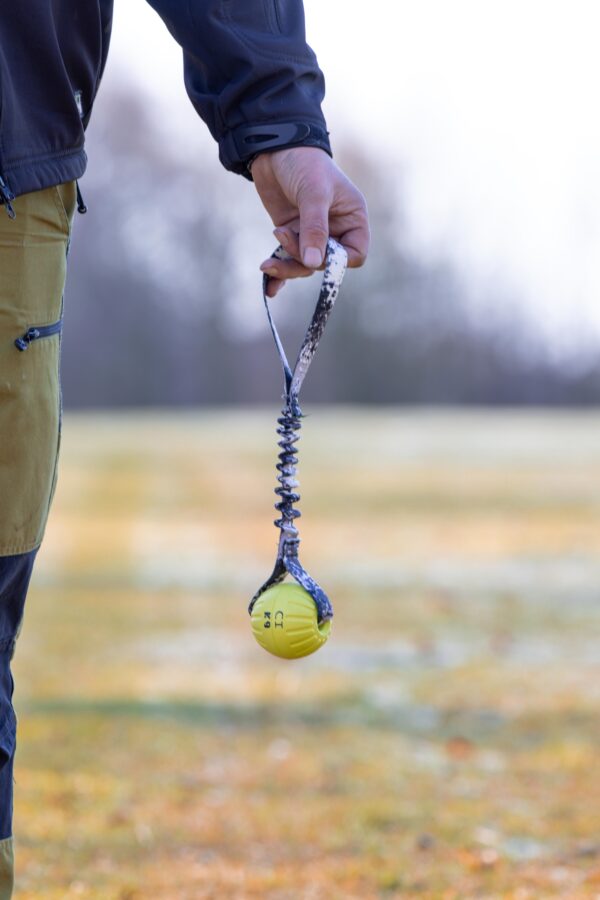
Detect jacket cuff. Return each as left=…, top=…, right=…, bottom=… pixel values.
left=219, top=121, right=332, bottom=180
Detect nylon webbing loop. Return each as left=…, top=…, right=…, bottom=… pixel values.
left=249, top=238, right=348, bottom=622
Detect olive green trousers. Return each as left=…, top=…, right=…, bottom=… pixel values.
left=0, top=182, right=76, bottom=899
left=0, top=181, right=76, bottom=554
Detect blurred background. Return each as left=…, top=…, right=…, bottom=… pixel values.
left=61, top=0, right=600, bottom=407
left=12, top=1, right=600, bottom=898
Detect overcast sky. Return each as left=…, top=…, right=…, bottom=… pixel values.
left=102, top=0, right=600, bottom=355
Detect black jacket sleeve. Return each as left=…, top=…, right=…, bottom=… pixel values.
left=144, top=0, right=331, bottom=177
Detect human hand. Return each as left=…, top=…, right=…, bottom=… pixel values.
left=251, top=146, right=370, bottom=297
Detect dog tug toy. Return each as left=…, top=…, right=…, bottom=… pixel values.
left=249, top=237, right=348, bottom=659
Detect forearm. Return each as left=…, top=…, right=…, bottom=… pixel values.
left=144, top=0, right=331, bottom=175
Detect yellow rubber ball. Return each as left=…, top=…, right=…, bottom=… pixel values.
left=250, top=582, right=332, bottom=659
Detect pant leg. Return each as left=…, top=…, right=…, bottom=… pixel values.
left=0, top=549, right=37, bottom=900
left=0, top=182, right=76, bottom=899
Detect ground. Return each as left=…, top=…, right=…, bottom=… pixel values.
left=11, top=410, right=600, bottom=899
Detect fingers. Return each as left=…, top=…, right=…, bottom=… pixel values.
left=260, top=227, right=316, bottom=287
left=260, top=255, right=314, bottom=284
left=261, top=229, right=312, bottom=297
left=338, top=221, right=371, bottom=269
left=324, top=183, right=370, bottom=269
left=252, top=146, right=370, bottom=284
left=262, top=219, right=369, bottom=275
left=297, top=186, right=331, bottom=269
left=259, top=177, right=370, bottom=293
left=275, top=226, right=301, bottom=259
left=265, top=278, right=286, bottom=298
left=260, top=227, right=301, bottom=296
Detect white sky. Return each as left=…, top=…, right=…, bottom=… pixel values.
left=103, top=0, right=600, bottom=353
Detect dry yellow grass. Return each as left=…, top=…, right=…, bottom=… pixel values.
left=10, top=409, right=600, bottom=898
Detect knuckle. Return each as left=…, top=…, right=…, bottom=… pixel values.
left=353, top=189, right=369, bottom=217
left=305, top=223, right=329, bottom=241
left=350, top=251, right=367, bottom=269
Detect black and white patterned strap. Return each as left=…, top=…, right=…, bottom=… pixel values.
left=249, top=238, right=348, bottom=622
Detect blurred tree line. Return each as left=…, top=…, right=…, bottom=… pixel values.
left=62, top=88, right=600, bottom=408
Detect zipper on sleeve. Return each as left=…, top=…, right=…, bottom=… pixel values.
left=0, top=173, right=15, bottom=219
left=15, top=319, right=63, bottom=351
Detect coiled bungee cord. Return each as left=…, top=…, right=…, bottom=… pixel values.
left=249, top=237, right=348, bottom=658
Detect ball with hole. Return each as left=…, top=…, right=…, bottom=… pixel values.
left=250, top=582, right=332, bottom=659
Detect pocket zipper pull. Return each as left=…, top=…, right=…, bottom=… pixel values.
left=15, top=328, right=40, bottom=351
left=0, top=175, right=15, bottom=219
left=76, top=181, right=87, bottom=214
left=15, top=319, right=63, bottom=351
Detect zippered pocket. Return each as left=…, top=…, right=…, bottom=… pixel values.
left=0, top=184, right=72, bottom=556
left=15, top=318, right=63, bottom=351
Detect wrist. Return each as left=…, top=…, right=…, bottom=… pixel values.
left=250, top=145, right=332, bottom=182
left=220, top=121, right=332, bottom=180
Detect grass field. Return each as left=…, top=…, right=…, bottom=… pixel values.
left=10, top=409, right=600, bottom=899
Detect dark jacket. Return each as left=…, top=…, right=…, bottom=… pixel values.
left=0, top=0, right=331, bottom=209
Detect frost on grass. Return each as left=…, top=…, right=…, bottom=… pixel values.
left=13, top=410, right=600, bottom=899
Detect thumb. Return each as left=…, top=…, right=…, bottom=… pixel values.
left=298, top=188, right=330, bottom=269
